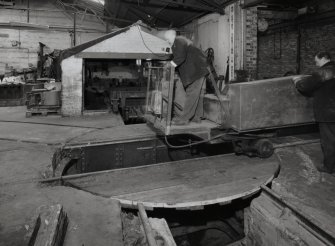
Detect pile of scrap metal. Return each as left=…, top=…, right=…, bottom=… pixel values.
left=0, top=67, right=37, bottom=107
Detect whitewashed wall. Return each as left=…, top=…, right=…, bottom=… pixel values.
left=182, top=2, right=257, bottom=80
left=61, top=56, right=83, bottom=116
left=0, top=0, right=107, bottom=73
left=183, top=11, right=230, bottom=77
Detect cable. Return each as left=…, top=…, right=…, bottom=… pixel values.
left=205, top=47, right=215, bottom=64
left=164, top=129, right=275, bottom=149
left=136, top=25, right=170, bottom=58
left=164, top=132, right=228, bottom=149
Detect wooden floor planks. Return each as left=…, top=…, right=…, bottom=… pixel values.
left=66, top=154, right=279, bottom=209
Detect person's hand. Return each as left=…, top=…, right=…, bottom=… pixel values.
left=170, top=60, right=177, bottom=67
left=292, top=76, right=302, bottom=85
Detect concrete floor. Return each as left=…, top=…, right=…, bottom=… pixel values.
left=0, top=106, right=335, bottom=245
left=0, top=107, right=125, bottom=246
left=273, top=143, right=335, bottom=236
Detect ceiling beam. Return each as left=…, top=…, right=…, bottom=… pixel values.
left=196, top=0, right=225, bottom=14
left=242, top=0, right=265, bottom=8
left=221, top=0, right=239, bottom=6
left=104, top=0, right=121, bottom=27
left=152, top=1, right=169, bottom=16
left=241, top=0, right=293, bottom=9
left=123, top=0, right=220, bottom=13
left=155, top=0, right=223, bottom=13
left=177, top=12, right=205, bottom=27
left=258, top=9, right=297, bottom=19
left=128, top=5, right=171, bottom=25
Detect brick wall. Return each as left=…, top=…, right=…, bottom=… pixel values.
left=244, top=7, right=258, bottom=79
left=0, top=29, right=72, bottom=71
left=257, top=21, right=335, bottom=79
left=181, top=12, right=230, bottom=76
left=257, top=27, right=298, bottom=79
left=300, top=23, right=335, bottom=73
left=257, top=0, right=335, bottom=79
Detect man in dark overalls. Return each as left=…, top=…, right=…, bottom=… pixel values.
left=293, top=51, right=335, bottom=174
left=164, top=30, right=208, bottom=125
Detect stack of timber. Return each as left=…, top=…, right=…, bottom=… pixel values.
left=245, top=187, right=335, bottom=246
left=28, top=204, right=68, bottom=246
left=245, top=142, right=335, bottom=246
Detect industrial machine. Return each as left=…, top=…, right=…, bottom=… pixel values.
left=26, top=81, right=62, bottom=117
left=144, top=63, right=315, bottom=158
left=84, top=59, right=150, bottom=123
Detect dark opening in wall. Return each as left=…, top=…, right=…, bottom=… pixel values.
left=83, top=58, right=147, bottom=124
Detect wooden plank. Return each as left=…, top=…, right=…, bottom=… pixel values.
left=28, top=204, right=68, bottom=246
left=115, top=174, right=273, bottom=209
left=149, top=218, right=176, bottom=246
left=44, top=187, right=124, bottom=246
left=121, top=210, right=176, bottom=246
left=65, top=154, right=276, bottom=195
left=138, top=203, right=158, bottom=246
left=261, top=185, right=335, bottom=245
left=246, top=191, right=333, bottom=246
left=65, top=154, right=279, bottom=209
left=242, top=0, right=264, bottom=8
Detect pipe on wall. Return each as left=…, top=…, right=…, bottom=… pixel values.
left=27, top=0, right=30, bottom=23
left=73, top=12, right=76, bottom=47
left=296, top=25, right=301, bottom=74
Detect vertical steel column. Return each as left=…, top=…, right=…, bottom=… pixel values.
left=145, top=65, right=152, bottom=115
left=73, top=13, right=76, bottom=46
left=229, top=3, right=235, bottom=81
left=27, top=0, right=30, bottom=23
left=296, top=26, right=301, bottom=74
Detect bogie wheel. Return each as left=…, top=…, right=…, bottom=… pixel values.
left=232, top=141, right=243, bottom=154
left=255, top=139, right=274, bottom=158
left=112, top=103, right=118, bottom=113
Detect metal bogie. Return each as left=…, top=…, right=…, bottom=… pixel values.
left=233, top=138, right=274, bottom=158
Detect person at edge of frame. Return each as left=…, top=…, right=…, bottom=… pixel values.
left=292, top=51, right=335, bottom=174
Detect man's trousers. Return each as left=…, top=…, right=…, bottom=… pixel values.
left=319, top=122, right=335, bottom=172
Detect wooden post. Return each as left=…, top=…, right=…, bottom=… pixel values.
left=28, top=204, right=68, bottom=246
left=145, top=65, right=152, bottom=115
left=166, top=64, right=175, bottom=135
left=207, top=67, right=227, bottom=123
left=138, top=203, right=158, bottom=246
left=73, top=13, right=76, bottom=46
